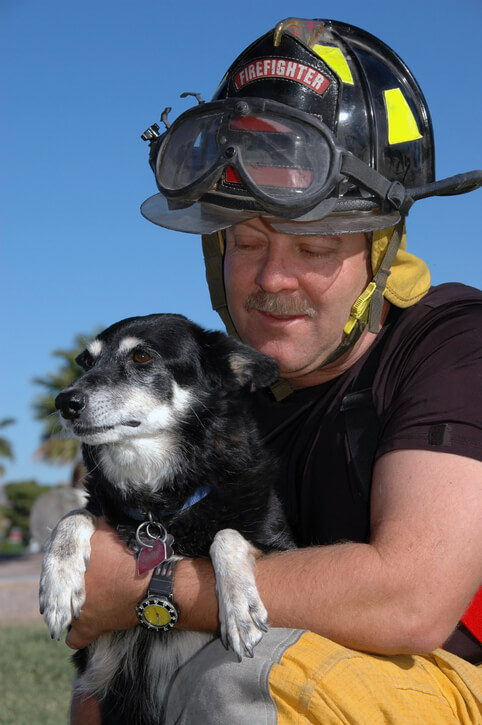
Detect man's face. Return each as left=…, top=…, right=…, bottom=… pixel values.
left=224, top=217, right=371, bottom=384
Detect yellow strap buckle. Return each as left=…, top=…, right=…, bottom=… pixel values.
left=343, top=282, right=377, bottom=336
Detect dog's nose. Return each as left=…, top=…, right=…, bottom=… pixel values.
left=55, top=389, right=87, bottom=420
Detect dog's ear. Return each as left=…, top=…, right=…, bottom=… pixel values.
left=227, top=346, right=280, bottom=391
left=203, top=331, right=280, bottom=391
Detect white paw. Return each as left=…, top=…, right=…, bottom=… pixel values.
left=39, top=509, right=96, bottom=640
left=210, top=529, right=268, bottom=661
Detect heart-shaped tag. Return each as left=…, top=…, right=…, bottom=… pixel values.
left=137, top=539, right=167, bottom=575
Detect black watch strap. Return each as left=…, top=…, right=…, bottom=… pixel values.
left=147, top=559, right=178, bottom=598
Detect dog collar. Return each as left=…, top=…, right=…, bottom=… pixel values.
left=127, top=484, right=211, bottom=522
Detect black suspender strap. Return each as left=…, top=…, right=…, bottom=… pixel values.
left=340, top=347, right=383, bottom=503
left=340, top=307, right=403, bottom=502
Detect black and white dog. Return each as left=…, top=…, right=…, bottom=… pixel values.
left=39, top=313, right=293, bottom=724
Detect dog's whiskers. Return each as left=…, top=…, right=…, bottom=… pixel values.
left=188, top=404, right=207, bottom=430
left=85, top=456, right=102, bottom=476
left=185, top=391, right=219, bottom=431
left=188, top=392, right=214, bottom=414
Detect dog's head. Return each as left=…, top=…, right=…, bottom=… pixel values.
left=55, top=314, right=279, bottom=484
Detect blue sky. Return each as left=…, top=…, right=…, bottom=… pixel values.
left=1, top=0, right=481, bottom=486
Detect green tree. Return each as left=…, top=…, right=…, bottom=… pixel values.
left=1, top=480, right=50, bottom=543
left=32, top=332, right=99, bottom=485
left=0, top=417, right=15, bottom=478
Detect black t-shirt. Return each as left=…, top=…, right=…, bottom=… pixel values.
left=252, top=283, right=482, bottom=548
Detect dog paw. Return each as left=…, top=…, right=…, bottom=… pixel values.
left=39, top=566, right=85, bottom=639
left=218, top=580, right=268, bottom=660
left=39, top=509, right=96, bottom=640
left=210, top=529, right=268, bottom=661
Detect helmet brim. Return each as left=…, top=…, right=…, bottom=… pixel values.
left=140, top=193, right=400, bottom=235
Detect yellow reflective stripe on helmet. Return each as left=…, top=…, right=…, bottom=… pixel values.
left=343, top=281, right=377, bottom=335
left=384, top=88, right=422, bottom=145
left=313, top=44, right=354, bottom=85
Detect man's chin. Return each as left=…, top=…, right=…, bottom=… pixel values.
left=264, top=351, right=323, bottom=379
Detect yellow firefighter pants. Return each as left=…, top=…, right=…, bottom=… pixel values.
left=270, top=632, right=482, bottom=724
left=165, top=629, right=482, bottom=724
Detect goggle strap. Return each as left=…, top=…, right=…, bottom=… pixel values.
left=341, top=154, right=410, bottom=213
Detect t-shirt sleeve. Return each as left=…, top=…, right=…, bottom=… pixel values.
left=375, top=301, right=482, bottom=462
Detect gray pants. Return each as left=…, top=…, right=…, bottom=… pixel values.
left=165, top=628, right=305, bottom=724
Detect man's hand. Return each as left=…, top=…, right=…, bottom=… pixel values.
left=65, top=517, right=148, bottom=649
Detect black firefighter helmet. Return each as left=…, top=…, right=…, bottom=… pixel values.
left=141, top=17, right=481, bottom=235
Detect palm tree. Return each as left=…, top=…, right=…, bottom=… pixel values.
left=0, top=418, right=15, bottom=479
left=33, top=332, right=98, bottom=486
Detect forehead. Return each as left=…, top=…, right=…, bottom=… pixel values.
left=226, top=218, right=346, bottom=245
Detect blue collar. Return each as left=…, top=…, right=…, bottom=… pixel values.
left=180, top=485, right=211, bottom=511
left=126, top=485, right=211, bottom=522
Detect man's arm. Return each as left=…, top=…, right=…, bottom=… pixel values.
left=65, top=518, right=147, bottom=647
left=67, top=449, right=482, bottom=655
left=174, top=449, right=482, bottom=654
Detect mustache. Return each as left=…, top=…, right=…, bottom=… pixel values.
left=245, top=291, right=316, bottom=318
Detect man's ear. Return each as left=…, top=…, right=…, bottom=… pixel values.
left=203, top=331, right=280, bottom=391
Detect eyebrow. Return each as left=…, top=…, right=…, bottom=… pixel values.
left=298, top=234, right=343, bottom=246
left=87, top=339, right=103, bottom=357
left=118, top=336, right=144, bottom=353
left=227, top=223, right=263, bottom=236
left=227, top=225, right=344, bottom=245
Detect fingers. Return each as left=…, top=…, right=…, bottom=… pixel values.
left=65, top=622, right=93, bottom=650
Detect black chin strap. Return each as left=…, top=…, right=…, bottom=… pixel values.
left=367, top=218, right=405, bottom=332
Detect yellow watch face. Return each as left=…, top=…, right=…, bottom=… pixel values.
left=143, top=603, right=172, bottom=628
left=137, top=594, right=179, bottom=631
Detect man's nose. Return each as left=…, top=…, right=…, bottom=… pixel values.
left=255, top=249, right=299, bottom=293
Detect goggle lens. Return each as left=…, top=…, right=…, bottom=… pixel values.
left=227, top=112, right=331, bottom=200
left=158, top=113, right=223, bottom=190
left=226, top=165, right=314, bottom=189
left=157, top=104, right=334, bottom=207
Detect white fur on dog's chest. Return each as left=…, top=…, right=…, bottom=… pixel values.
left=98, top=434, right=180, bottom=491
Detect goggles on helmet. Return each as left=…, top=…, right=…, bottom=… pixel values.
left=149, top=97, right=409, bottom=214
left=141, top=96, right=482, bottom=235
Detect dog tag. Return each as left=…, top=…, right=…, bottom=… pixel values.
left=137, top=539, right=167, bottom=575
left=134, top=516, right=176, bottom=575
left=164, top=533, right=175, bottom=560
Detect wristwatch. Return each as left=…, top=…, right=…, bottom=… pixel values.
left=136, top=559, right=180, bottom=632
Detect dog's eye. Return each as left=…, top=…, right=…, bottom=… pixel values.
left=81, top=352, right=94, bottom=370
left=132, top=349, right=151, bottom=364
